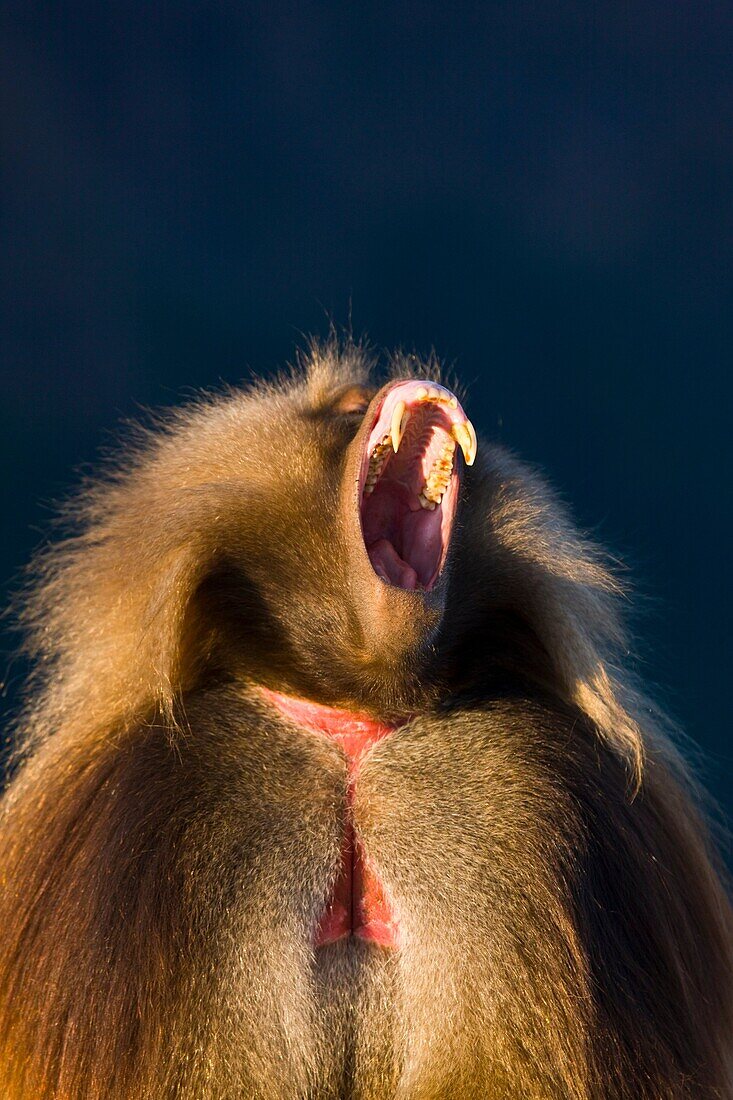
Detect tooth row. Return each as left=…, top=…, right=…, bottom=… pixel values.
left=419, top=439, right=456, bottom=508
left=363, top=434, right=392, bottom=494
left=415, top=386, right=458, bottom=409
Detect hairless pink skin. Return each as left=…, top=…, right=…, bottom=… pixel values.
left=261, top=688, right=406, bottom=947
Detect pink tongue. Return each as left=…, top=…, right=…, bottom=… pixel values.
left=368, top=538, right=418, bottom=590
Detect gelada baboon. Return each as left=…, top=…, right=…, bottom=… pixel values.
left=0, top=340, right=731, bottom=1099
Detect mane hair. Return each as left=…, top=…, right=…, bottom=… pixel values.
left=0, top=340, right=730, bottom=1098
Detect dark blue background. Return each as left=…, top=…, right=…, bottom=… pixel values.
left=1, top=3, right=731, bottom=812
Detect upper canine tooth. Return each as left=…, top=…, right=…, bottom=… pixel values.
left=466, top=419, right=477, bottom=464
left=452, top=419, right=477, bottom=466
left=390, top=400, right=407, bottom=453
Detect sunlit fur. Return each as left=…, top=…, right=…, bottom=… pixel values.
left=0, top=339, right=731, bottom=1098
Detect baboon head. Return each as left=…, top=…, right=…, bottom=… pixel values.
left=19, top=338, right=647, bottom=775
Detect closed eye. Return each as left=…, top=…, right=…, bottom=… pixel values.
left=330, top=386, right=374, bottom=417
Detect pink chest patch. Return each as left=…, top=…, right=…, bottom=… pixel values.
left=260, top=688, right=404, bottom=948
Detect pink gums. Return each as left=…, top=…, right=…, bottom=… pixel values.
left=260, top=687, right=404, bottom=948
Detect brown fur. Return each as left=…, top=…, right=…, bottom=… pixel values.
left=0, top=339, right=731, bottom=1098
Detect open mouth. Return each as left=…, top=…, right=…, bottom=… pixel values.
left=359, top=380, right=476, bottom=591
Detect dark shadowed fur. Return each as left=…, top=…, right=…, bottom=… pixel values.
left=0, top=340, right=731, bottom=1098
